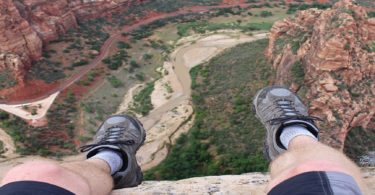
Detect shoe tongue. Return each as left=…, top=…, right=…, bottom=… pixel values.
left=107, top=116, right=127, bottom=124
left=270, top=88, right=291, bottom=96
left=285, top=113, right=297, bottom=116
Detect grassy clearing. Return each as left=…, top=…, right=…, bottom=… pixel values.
left=145, top=39, right=273, bottom=180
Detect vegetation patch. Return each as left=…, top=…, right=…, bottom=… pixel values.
left=0, top=140, right=4, bottom=155
left=368, top=11, right=375, bottom=18
left=287, top=2, right=332, bottom=14
left=0, top=94, right=78, bottom=157
left=107, top=75, right=124, bottom=88
left=102, top=50, right=129, bottom=70
left=129, top=82, right=155, bottom=116
left=177, top=21, right=272, bottom=37
left=0, top=69, right=17, bottom=89
left=145, top=39, right=273, bottom=180
left=344, top=126, right=375, bottom=165
left=291, top=60, right=305, bottom=85
left=28, top=59, right=66, bottom=83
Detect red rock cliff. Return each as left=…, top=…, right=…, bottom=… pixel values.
left=0, top=0, right=141, bottom=85
left=267, top=0, right=375, bottom=150
left=0, top=0, right=43, bottom=85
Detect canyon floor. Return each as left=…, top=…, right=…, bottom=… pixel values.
left=0, top=31, right=267, bottom=177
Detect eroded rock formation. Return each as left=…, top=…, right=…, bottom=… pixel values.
left=0, top=0, right=43, bottom=85
left=267, top=0, right=375, bottom=150
left=0, top=0, right=142, bottom=84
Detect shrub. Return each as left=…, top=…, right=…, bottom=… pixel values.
left=143, top=54, right=153, bottom=60
left=130, top=60, right=140, bottom=68
left=291, top=60, right=305, bottom=85
left=260, top=11, right=273, bottom=17
left=0, top=111, right=9, bottom=120
left=72, top=60, right=89, bottom=67
left=135, top=73, right=145, bottom=81
left=107, top=76, right=123, bottom=88
left=117, top=41, right=131, bottom=49
left=130, top=82, right=154, bottom=116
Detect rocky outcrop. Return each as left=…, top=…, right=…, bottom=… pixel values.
left=0, top=0, right=142, bottom=85
left=15, top=0, right=144, bottom=43
left=112, top=168, right=375, bottom=195
left=266, top=0, right=375, bottom=150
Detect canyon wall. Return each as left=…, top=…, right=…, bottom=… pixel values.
left=0, top=0, right=142, bottom=84
left=266, top=0, right=375, bottom=150
left=0, top=0, right=43, bottom=85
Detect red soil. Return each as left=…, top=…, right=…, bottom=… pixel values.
left=0, top=80, right=60, bottom=104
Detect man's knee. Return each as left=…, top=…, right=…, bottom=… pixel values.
left=2, top=161, right=64, bottom=184
left=2, top=161, right=91, bottom=195
left=268, top=159, right=356, bottom=191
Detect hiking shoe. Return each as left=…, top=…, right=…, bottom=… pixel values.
left=252, top=86, right=320, bottom=161
left=80, top=114, right=146, bottom=189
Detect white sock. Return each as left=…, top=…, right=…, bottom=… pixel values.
left=91, top=150, right=124, bottom=175
left=280, top=125, right=317, bottom=149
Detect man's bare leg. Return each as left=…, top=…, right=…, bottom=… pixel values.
left=1, top=159, right=112, bottom=195
left=253, top=86, right=368, bottom=194
left=1, top=114, right=146, bottom=194
left=267, top=136, right=369, bottom=194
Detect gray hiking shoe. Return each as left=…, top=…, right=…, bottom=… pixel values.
left=80, top=114, right=146, bottom=189
left=252, top=86, right=320, bottom=161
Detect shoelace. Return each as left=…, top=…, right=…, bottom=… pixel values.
left=267, top=115, right=322, bottom=125
left=266, top=99, right=322, bottom=125
left=80, top=126, right=135, bottom=152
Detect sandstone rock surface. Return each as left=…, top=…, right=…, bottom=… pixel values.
left=112, top=168, right=375, bottom=195
left=267, top=0, right=375, bottom=150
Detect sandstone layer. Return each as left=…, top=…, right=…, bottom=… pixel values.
left=266, top=0, right=375, bottom=150
left=0, top=0, right=142, bottom=84
left=112, top=168, right=375, bottom=195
